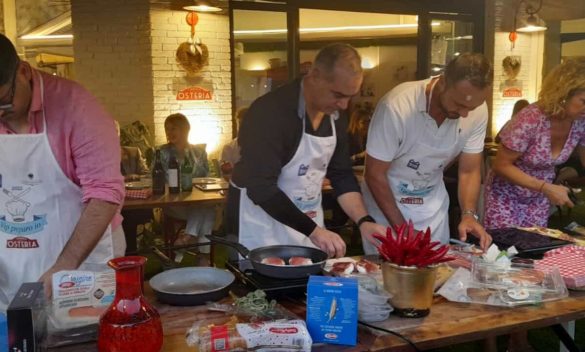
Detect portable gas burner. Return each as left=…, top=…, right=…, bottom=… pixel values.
left=226, top=259, right=309, bottom=297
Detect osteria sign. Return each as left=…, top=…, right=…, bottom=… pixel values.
left=176, top=86, right=212, bottom=101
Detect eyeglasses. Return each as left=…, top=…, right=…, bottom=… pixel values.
left=0, top=63, right=19, bottom=112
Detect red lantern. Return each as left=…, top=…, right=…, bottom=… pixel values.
left=186, top=12, right=199, bottom=26
left=508, top=31, right=518, bottom=43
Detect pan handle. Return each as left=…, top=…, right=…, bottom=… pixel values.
left=151, top=246, right=175, bottom=268
left=205, top=234, right=250, bottom=257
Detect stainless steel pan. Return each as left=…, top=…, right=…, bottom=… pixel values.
left=149, top=247, right=234, bottom=306
left=206, top=235, right=327, bottom=279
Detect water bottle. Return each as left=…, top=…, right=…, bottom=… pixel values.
left=168, top=153, right=181, bottom=194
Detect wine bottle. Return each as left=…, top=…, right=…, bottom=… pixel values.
left=168, top=153, right=181, bottom=194
left=181, top=150, right=193, bottom=192
left=152, top=149, right=165, bottom=195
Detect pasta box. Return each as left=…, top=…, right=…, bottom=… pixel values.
left=306, top=275, right=358, bottom=346
left=7, top=282, right=46, bottom=352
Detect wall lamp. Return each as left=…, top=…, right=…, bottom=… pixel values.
left=515, top=0, right=547, bottom=33
left=183, top=0, right=222, bottom=12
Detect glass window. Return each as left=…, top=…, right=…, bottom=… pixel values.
left=430, top=20, right=474, bottom=74
left=233, top=9, right=288, bottom=113
left=299, top=9, right=419, bottom=113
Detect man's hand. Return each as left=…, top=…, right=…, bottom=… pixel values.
left=38, top=260, right=77, bottom=299
left=458, top=215, right=492, bottom=250
left=309, top=227, right=346, bottom=258
left=358, top=221, right=387, bottom=249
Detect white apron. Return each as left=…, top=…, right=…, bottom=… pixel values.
left=236, top=115, right=337, bottom=250
left=0, top=75, right=114, bottom=310
left=362, top=79, right=460, bottom=254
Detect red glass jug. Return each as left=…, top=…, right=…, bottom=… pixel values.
left=98, top=256, right=163, bottom=352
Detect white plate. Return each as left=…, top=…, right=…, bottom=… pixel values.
left=192, top=177, right=223, bottom=185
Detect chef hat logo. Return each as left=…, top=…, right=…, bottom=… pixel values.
left=6, top=200, right=28, bottom=222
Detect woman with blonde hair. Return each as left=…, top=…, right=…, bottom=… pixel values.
left=484, top=58, right=585, bottom=229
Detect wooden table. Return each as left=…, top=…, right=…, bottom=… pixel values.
left=160, top=293, right=585, bottom=352
left=123, top=188, right=226, bottom=210
left=51, top=284, right=585, bottom=352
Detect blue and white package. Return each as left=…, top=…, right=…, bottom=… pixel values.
left=306, top=275, right=358, bottom=346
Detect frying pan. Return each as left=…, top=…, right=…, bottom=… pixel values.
left=149, top=247, right=234, bottom=306
left=206, top=235, right=327, bottom=279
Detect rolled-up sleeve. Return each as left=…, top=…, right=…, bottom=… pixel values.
left=71, top=92, right=124, bottom=205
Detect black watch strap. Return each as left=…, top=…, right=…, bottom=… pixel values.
left=357, top=215, right=376, bottom=227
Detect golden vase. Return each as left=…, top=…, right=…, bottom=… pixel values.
left=381, top=262, right=437, bottom=318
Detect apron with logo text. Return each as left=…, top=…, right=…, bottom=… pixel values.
left=362, top=80, right=461, bottom=253
left=0, top=75, right=114, bottom=310
left=236, top=115, right=337, bottom=250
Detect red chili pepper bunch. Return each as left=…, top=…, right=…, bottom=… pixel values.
left=372, top=221, right=454, bottom=267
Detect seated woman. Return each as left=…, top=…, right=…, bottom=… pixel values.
left=347, top=108, right=371, bottom=166
left=115, top=121, right=150, bottom=180
left=159, top=113, right=215, bottom=255
left=484, top=58, right=585, bottom=230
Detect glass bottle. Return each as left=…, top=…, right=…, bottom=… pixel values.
left=152, top=149, right=165, bottom=195
left=168, top=153, right=181, bottom=194
left=181, top=149, right=193, bottom=192
left=98, top=256, right=163, bottom=352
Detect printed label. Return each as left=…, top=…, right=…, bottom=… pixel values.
left=210, top=325, right=229, bottom=352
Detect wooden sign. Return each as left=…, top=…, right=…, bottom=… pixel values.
left=176, top=86, right=212, bottom=101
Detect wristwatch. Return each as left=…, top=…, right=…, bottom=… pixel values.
left=357, top=215, right=376, bottom=227
left=461, top=210, right=479, bottom=221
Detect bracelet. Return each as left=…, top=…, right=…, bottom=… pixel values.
left=538, top=181, right=547, bottom=193
left=357, top=215, right=376, bottom=227
left=461, top=210, right=479, bottom=221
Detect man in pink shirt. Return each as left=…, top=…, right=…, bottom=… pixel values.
left=0, top=34, right=125, bottom=308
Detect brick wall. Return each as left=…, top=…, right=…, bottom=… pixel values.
left=491, top=31, right=544, bottom=135
left=70, top=0, right=154, bottom=128
left=149, top=10, right=231, bottom=158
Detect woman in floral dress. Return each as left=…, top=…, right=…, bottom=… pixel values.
left=484, top=58, right=585, bottom=229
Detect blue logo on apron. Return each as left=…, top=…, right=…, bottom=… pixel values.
left=298, top=164, right=309, bottom=176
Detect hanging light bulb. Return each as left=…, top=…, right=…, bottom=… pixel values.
left=183, top=0, right=222, bottom=13
left=515, top=1, right=547, bottom=33
left=517, top=13, right=547, bottom=32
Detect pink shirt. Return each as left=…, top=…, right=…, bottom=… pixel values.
left=0, top=70, right=124, bottom=228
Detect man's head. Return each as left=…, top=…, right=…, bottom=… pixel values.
left=437, top=53, right=493, bottom=119
left=0, top=34, right=28, bottom=121
left=304, top=43, right=363, bottom=115
left=164, top=113, right=191, bottom=145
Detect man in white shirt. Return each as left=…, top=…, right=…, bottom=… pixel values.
left=362, top=53, right=493, bottom=253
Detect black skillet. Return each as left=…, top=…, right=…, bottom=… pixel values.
left=206, top=235, right=327, bottom=279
